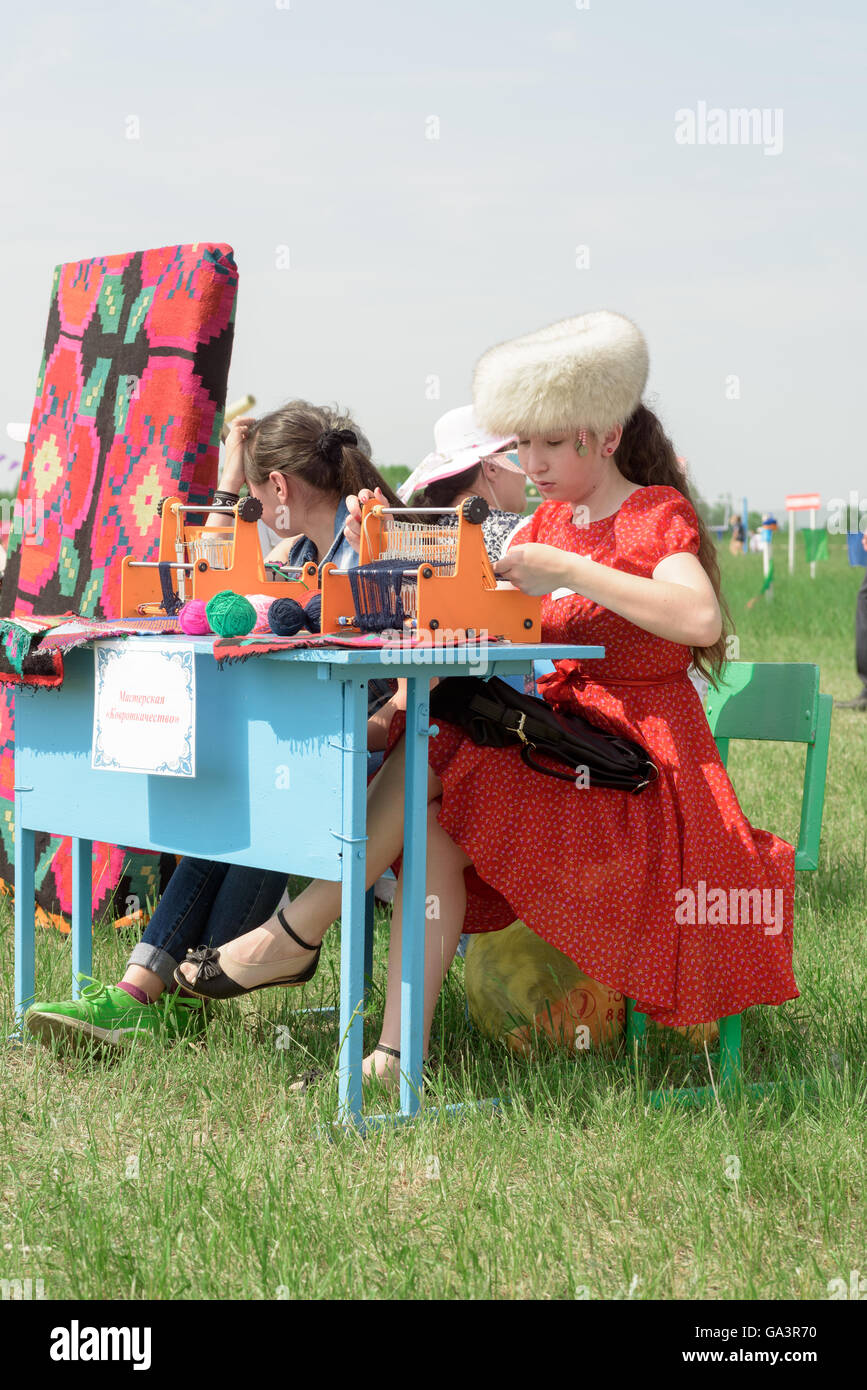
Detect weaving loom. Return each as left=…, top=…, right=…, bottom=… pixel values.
left=120, top=493, right=318, bottom=616
left=320, top=496, right=540, bottom=640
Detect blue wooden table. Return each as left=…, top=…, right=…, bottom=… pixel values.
left=13, top=637, right=602, bottom=1130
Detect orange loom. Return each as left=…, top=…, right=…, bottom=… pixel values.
left=320, top=497, right=541, bottom=641
left=120, top=495, right=318, bottom=616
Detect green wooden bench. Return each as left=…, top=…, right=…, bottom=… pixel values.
left=624, top=662, right=832, bottom=1106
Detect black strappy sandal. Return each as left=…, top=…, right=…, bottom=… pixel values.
left=174, top=909, right=321, bottom=1001
left=288, top=1044, right=426, bottom=1094
left=289, top=1066, right=326, bottom=1094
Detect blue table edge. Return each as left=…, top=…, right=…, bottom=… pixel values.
left=13, top=639, right=606, bottom=1131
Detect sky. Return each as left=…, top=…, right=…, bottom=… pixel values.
left=1, top=0, right=864, bottom=515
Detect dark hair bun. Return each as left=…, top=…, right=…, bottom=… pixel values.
left=315, top=428, right=358, bottom=467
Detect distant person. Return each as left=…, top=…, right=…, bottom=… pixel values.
left=24, top=401, right=404, bottom=1051
left=837, top=530, right=867, bottom=710
left=397, top=404, right=527, bottom=556
left=729, top=513, right=745, bottom=556
left=374, top=404, right=527, bottom=919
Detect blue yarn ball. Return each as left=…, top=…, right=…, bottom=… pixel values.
left=268, top=597, right=306, bottom=636
left=303, top=593, right=322, bottom=633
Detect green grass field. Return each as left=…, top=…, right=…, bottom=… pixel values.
left=1, top=539, right=865, bottom=1300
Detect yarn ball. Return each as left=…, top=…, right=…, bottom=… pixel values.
left=268, top=597, right=306, bottom=636
left=205, top=590, right=257, bottom=638
left=178, top=599, right=211, bottom=635
left=245, top=594, right=275, bottom=634
left=302, top=592, right=322, bottom=633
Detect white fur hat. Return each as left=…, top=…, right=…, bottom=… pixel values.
left=473, top=310, right=649, bottom=439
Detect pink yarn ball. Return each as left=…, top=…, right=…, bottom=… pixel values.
left=245, top=594, right=275, bottom=634
left=178, top=599, right=211, bottom=635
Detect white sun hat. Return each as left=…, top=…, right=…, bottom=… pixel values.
left=397, top=405, right=520, bottom=503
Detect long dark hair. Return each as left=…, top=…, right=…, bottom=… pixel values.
left=410, top=461, right=482, bottom=509
left=615, top=404, right=731, bottom=683
left=243, top=400, right=403, bottom=508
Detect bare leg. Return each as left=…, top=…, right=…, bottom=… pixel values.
left=363, top=798, right=471, bottom=1082
left=176, top=736, right=443, bottom=986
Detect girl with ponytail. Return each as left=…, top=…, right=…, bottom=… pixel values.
left=24, top=402, right=402, bottom=1054
left=232, top=400, right=402, bottom=574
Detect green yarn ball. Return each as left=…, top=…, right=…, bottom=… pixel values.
left=205, top=590, right=257, bottom=638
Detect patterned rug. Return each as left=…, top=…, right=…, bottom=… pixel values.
left=0, top=242, right=237, bottom=930
left=0, top=613, right=184, bottom=681
left=0, top=614, right=73, bottom=684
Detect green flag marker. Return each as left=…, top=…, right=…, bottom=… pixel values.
left=802, top=527, right=829, bottom=563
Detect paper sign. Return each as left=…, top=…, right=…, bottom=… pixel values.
left=92, top=640, right=196, bottom=776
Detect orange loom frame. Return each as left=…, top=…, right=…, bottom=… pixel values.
left=319, top=499, right=541, bottom=641
left=120, top=495, right=319, bottom=616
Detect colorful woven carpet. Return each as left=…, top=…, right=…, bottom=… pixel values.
left=0, top=242, right=237, bottom=929
left=0, top=614, right=183, bottom=677
left=0, top=614, right=72, bottom=683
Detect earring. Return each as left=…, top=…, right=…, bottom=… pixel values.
left=575, top=429, right=589, bottom=458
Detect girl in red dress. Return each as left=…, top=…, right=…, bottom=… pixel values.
left=179, top=311, right=797, bottom=1085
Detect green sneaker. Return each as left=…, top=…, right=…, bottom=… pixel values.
left=25, top=976, right=209, bottom=1051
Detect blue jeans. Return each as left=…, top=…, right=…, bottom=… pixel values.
left=127, top=684, right=397, bottom=990
left=127, top=859, right=288, bottom=990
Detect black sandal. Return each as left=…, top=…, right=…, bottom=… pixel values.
left=288, top=1045, right=425, bottom=1094
left=365, top=1044, right=434, bottom=1084
left=289, top=1066, right=325, bottom=1094
left=173, top=909, right=321, bottom=1001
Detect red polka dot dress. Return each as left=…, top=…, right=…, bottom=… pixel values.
left=387, top=484, right=797, bottom=1027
